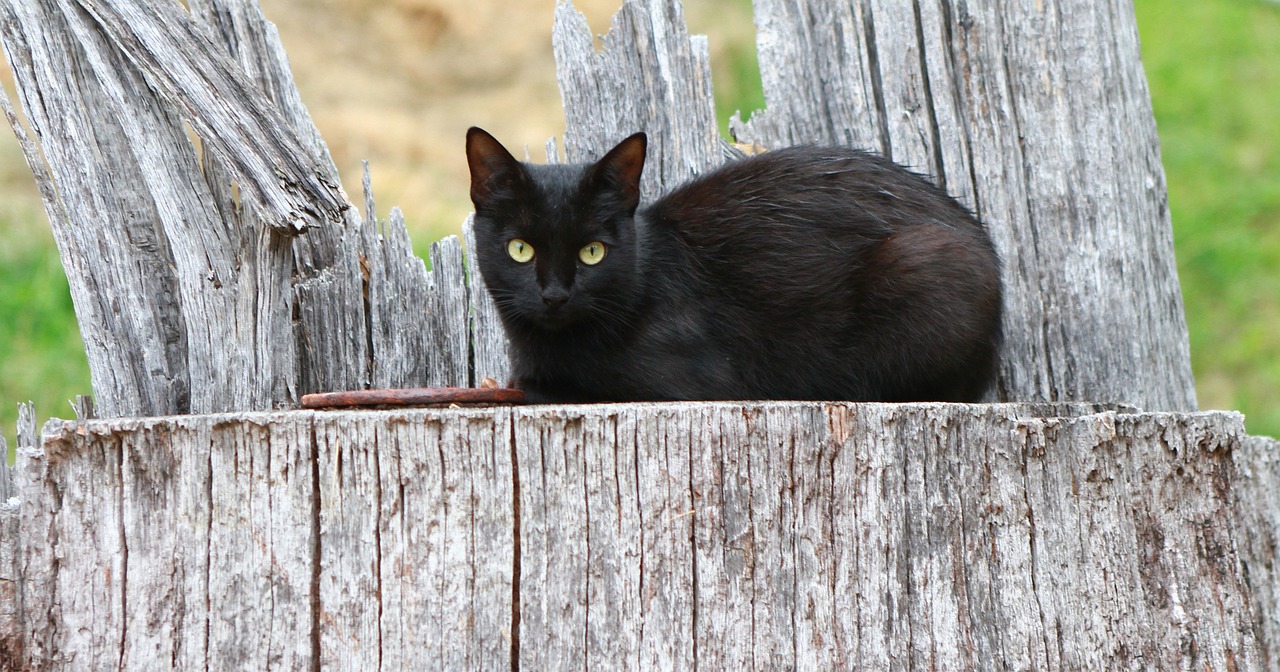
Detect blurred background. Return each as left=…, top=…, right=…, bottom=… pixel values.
left=2, top=0, right=1277, bottom=453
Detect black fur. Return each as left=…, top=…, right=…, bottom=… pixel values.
left=465, top=127, right=1002, bottom=403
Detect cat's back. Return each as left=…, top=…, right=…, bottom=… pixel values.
left=635, top=144, right=1002, bottom=402
left=641, top=145, right=993, bottom=291
left=644, top=145, right=983, bottom=249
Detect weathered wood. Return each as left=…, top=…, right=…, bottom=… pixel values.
left=75, top=0, right=347, bottom=232
left=2, top=403, right=1276, bottom=669
left=0, top=405, right=31, bottom=672
left=2, top=0, right=1198, bottom=418
left=5, top=404, right=44, bottom=668
left=0, top=432, right=17, bottom=672
left=725, top=0, right=1196, bottom=411
left=554, top=0, right=723, bottom=198
left=0, top=0, right=495, bottom=416
left=1238, top=434, right=1280, bottom=662
left=1, top=0, right=1272, bottom=668
left=548, top=0, right=1199, bottom=411
left=2, top=0, right=195, bottom=417
left=186, top=0, right=362, bottom=402
left=0, top=437, right=10, bottom=503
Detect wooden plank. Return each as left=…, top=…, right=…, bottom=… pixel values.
left=188, top=0, right=376, bottom=402
left=553, top=0, right=722, bottom=197
left=374, top=413, right=445, bottom=670
left=786, top=406, right=836, bottom=671
left=730, top=0, right=882, bottom=150
left=580, top=409, right=642, bottom=668
left=688, top=406, right=753, bottom=670
left=205, top=415, right=316, bottom=669
left=116, top=420, right=213, bottom=669
left=0, top=435, right=10, bottom=502
left=361, top=167, right=470, bottom=389
left=62, top=0, right=288, bottom=415
left=513, top=407, right=590, bottom=671
left=314, top=412, right=383, bottom=670
left=633, top=405, right=696, bottom=670
left=0, top=0, right=397, bottom=413
left=456, top=411, right=517, bottom=671
left=314, top=410, right=516, bottom=671
left=9, top=404, right=53, bottom=670
left=420, top=235, right=471, bottom=387
left=40, top=421, right=127, bottom=668
left=740, top=405, right=796, bottom=668
left=0, top=0, right=193, bottom=418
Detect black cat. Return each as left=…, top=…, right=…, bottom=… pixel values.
left=465, top=127, right=1002, bottom=403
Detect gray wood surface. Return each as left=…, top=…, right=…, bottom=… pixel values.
left=2, top=403, right=1276, bottom=669
left=1238, top=434, right=1280, bottom=661
left=76, top=0, right=347, bottom=233
left=0, top=433, right=15, bottom=672
left=0, top=0, right=491, bottom=416
left=0, top=404, right=35, bottom=668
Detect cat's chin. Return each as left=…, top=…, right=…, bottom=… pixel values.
left=529, top=312, right=577, bottom=331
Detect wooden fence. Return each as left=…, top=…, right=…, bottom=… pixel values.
left=0, top=0, right=1277, bottom=668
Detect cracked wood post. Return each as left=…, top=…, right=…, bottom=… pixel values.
left=0, top=0, right=478, bottom=420
left=2, top=403, right=1277, bottom=669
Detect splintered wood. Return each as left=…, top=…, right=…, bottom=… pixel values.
left=5, top=403, right=1276, bottom=669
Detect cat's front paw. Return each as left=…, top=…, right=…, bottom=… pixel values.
left=510, top=377, right=586, bottom=405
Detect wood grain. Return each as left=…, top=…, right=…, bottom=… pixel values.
left=1, top=403, right=1275, bottom=669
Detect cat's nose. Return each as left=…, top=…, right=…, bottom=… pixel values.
left=542, top=289, right=569, bottom=310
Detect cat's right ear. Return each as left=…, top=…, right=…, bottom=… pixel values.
left=466, top=127, right=523, bottom=206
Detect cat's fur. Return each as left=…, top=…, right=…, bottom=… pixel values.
left=465, top=127, right=1002, bottom=403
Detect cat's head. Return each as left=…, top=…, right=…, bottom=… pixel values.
left=466, top=127, right=647, bottom=332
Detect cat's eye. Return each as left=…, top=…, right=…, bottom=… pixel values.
left=579, top=241, right=607, bottom=266
left=507, top=238, right=534, bottom=263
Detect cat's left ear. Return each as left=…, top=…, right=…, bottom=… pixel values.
left=466, top=126, right=524, bottom=206
left=591, top=132, right=647, bottom=211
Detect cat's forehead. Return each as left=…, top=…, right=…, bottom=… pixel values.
left=518, top=162, right=595, bottom=234
left=525, top=163, right=584, bottom=205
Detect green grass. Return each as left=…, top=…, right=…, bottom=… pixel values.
left=2, top=0, right=1279, bottom=462
left=1, top=212, right=91, bottom=462
left=1135, top=0, right=1280, bottom=435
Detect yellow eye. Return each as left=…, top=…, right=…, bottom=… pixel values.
left=507, top=238, right=534, bottom=263
left=579, top=241, right=607, bottom=265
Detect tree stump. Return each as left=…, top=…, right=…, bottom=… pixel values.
left=2, top=402, right=1277, bottom=669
